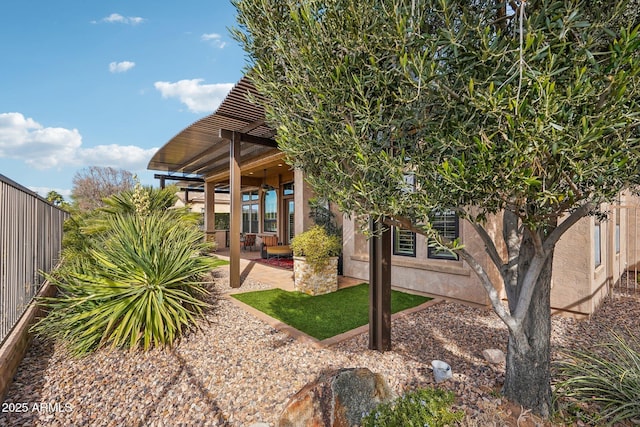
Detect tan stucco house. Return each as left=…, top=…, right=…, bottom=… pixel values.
left=148, top=76, right=640, bottom=316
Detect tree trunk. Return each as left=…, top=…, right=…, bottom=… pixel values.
left=502, top=228, right=554, bottom=418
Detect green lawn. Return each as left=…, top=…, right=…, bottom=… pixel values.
left=231, top=284, right=431, bottom=340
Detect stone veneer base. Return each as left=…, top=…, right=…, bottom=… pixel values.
left=293, top=256, right=338, bottom=295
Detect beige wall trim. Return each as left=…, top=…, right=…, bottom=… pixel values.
left=350, top=254, right=471, bottom=277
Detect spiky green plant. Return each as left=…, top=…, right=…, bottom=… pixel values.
left=34, top=206, right=220, bottom=355
left=554, top=331, right=640, bottom=425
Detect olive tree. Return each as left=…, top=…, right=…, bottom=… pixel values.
left=233, top=0, right=640, bottom=417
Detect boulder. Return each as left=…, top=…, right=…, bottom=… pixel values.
left=278, top=367, right=394, bottom=427
left=482, top=348, right=506, bottom=364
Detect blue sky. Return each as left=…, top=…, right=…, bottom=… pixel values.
left=0, top=0, right=247, bottom=199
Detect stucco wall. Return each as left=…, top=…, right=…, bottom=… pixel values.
left=550, top=215, right=594, bottom=314
left=342, top=216, right=491, bottom=305
left=342, top=195, right=640, bottom=315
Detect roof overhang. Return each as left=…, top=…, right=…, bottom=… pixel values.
left=147, top=76, right=279, bottom=182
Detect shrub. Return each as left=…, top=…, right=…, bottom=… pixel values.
left=362, top=387, right=464, bottom=427
left=554, top=331, right=640, bottom=425
left=33, top=187, right=219, bottom=355
left=290, top=225, right=342, bottom=272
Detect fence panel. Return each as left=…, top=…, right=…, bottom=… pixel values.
left=0, top=174, right=68, bottom=345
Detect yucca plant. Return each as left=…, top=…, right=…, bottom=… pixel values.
left=554, top=331, right=640, bottom=425
left=34, top=202, right=219, bottom=355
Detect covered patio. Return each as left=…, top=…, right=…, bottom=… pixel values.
left=148, top=76, right=393, bottom=350
left=148, top=77, right=315, bottom=288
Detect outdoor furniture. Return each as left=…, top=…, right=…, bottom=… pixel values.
left=261, top=235, right=279, bottom=258
left=242, top=233, right=256, bottom=251
left=266, top=244, right=293, bottom=266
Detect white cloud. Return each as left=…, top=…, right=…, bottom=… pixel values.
left=0, top=112, right=158, bottom=171
left=29, top=186, right=72, bottom=199
left=96, top=13, right=146, bottom=25
left=0, top=112, right=81, bottom=169
left=201, top=33, right=227, bottom=49
left=109, top=61, right=136, bottom=73
left=78, top=145, right=158, bottom=170
left=154, top=79, right=234, bottom=113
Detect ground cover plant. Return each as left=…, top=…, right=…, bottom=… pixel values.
left=33, top=183, right=224, bottom=355
left=554, top=331, right=640, bottom=425
left=231, top=284, right=430, bottom=340
left=362, top=387, right=464, bottom=427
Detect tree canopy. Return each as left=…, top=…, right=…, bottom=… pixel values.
left=71, top=166, right=135, bottom=211
left=234, top=0, right=640, bottom=417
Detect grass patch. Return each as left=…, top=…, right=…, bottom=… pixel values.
left=231, top=284, right=431, bottom=340
left=210, top=257, right=230, bottom=268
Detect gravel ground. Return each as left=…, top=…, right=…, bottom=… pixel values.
left=1, top=268, right=639, bottom=427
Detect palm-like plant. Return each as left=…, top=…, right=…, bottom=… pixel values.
left=34, top=184, right=221, bottom=355
left=554, top=331, right=640, bottom=425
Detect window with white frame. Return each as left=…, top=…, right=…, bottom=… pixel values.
left=428, top=209, right=459, bottom=260
left=242, top=191, right=259, bottom=233
left=393, top=227, right=416, bottom=257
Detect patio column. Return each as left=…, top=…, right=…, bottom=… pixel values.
left=369, top=218, right=391, bottom=351
left=229, top=132, right=241, bottom=288
left=204, top=181, right=216, bottom=244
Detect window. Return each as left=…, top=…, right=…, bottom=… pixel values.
left=242, top=191, right=259, bottom=233
left=263, top=189, right=277, bottom=233
left=283, top=182, right=294, bottom=196
left=393, top=227, right=416, bottom=257
left=428, top=209, right=459, bottom=260
left=594, top=221, right=602, bottom=267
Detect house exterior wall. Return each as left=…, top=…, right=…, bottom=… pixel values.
left=341, top=193, right=640, bottom=316
left=342, top=216, right=492, bottom=305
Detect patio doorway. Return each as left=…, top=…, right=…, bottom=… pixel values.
left=285, top=199, right=294, bottom=244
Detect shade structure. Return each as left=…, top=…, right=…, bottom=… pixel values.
left=148, top=76, right=278, bottom=180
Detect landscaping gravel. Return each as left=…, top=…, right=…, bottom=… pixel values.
left=1, top=267, right=639, bottom=426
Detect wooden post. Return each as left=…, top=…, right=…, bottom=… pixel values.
left=204, top=181, right=216, bottom=245
left=369, top=218, right=392, bottom=351
left=229, top=133, right=241, bottom=288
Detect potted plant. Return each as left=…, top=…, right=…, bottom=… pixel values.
left=308, top=197, right=344, bottom=274
left=290, top=225, right=342, bottom=295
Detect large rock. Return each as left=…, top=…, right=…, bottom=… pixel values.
left=482, top=348, right=506, bottom=364
left=278, top=367, right=394, bottom=427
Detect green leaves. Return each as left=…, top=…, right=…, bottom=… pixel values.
left=555, top=331, right=640, bottom=425
left=234, top=0, right=640, bottom=231
left=33, top=194, right=220, bottom=356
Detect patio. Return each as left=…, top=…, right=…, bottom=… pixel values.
left=212, top=249, right=362, bottom=292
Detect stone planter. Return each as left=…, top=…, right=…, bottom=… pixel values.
left=293, top=256, right=338, bottom=295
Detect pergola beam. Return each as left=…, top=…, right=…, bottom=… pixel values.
left=219, top=129, right=277, bottom=148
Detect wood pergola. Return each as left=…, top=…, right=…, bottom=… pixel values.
left=148, top=76, right=392, bottom=351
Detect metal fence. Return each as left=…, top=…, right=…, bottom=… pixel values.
left=1, top=174, right=68, bottom=345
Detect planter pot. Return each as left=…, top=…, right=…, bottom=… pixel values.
left=293, top=256, right=338, bottom=296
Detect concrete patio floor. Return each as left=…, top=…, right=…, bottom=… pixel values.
left=212, top=248, right=363, bottom=292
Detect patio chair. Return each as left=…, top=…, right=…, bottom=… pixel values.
left=261, top=235, right=279, bottom=258
left=242, top=233, right=256, bottom=251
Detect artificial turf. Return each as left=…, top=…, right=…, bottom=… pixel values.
left=231, top=284, right=431, bottom=340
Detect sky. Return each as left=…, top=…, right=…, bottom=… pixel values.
left=0, top=0, right=248, bottom=200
